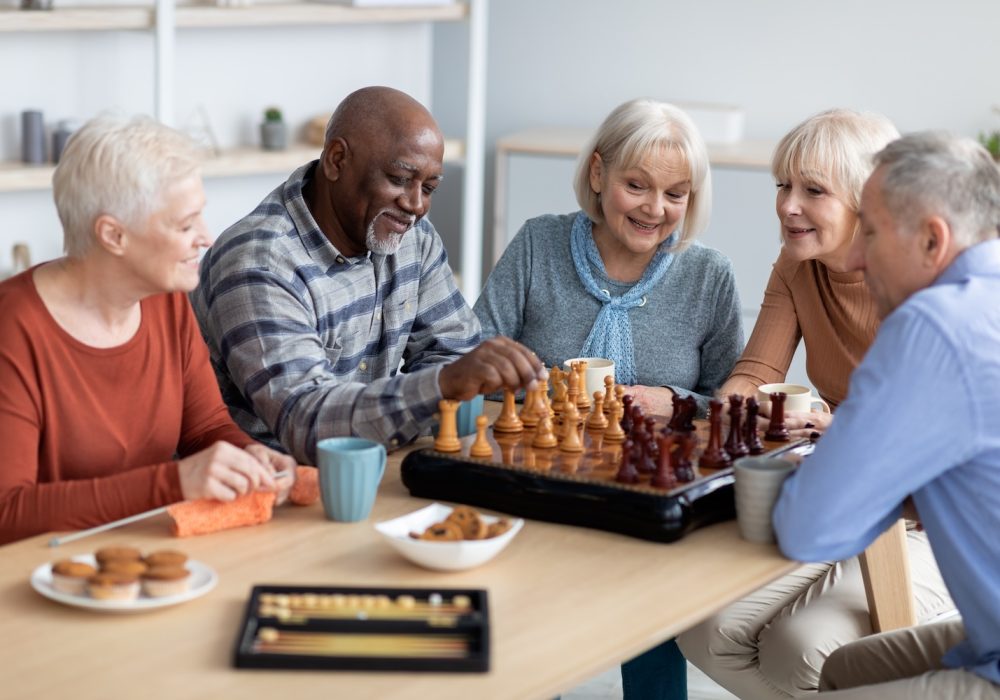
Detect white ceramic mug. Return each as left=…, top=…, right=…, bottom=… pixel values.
left=757, top=383, right=830, bottom=414
left=733, top=456, right=797, bottom=543
left=562, top=357, right=616, bottom=399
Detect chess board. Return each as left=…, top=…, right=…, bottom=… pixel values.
left=401, top=416, right=811, bottom=543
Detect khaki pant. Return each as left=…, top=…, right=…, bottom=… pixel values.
left=819, top=619, right=1000, bottom=698
left=677, top=530, right=953, bottom=699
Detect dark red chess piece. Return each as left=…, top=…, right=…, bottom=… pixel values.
left=673, top=433, right=696, bottom=482
left=678, top=396, right=698, bottom=432
left=724, top=395, right=749, bottom=459
left=764, top=392, right=791, bottom=442
left=620, top=394, right=635, bottom=434
left=630, top=419, right=654, bottom=474
left=644, top=417, right=659, bottom=459
left=616, top=438, right=640, bottom=484
left=668, top=394, right=684, bottom=431
left=698, top=399, right=732, bottom=469
left=652, top=434, right=678, bottom=489
left=744, top=397, right=766, bottom=455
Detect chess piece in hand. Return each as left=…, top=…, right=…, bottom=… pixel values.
left=438, top=336, right=546, bottom=401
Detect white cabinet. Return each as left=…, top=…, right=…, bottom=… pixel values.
left=492, top=127, right=812, bottom=387
left=0, top=1, right=487, bottom=299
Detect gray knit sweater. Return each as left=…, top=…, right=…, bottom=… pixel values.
left=473, top=212, right=744, bottom=414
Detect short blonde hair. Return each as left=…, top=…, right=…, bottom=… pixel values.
left=772, top=109, right=899, bottom=211
left=53, top=114, right=203, bottom=258
left=573, top=98, right=712, bottom=252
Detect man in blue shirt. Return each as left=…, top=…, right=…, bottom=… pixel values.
left=773, top=132, right=1000, bottom=698
left=193, top=87, right=545, bottom=463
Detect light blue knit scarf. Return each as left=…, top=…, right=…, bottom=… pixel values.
left=570, top=211, right=677, bottom=385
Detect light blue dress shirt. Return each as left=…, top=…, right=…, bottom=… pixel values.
left=773, top=239, right=1000, bottom=685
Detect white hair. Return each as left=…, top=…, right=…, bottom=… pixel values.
left=53, top=114, right=203, bottom=258
left=573, top=98, right=712, bottom=252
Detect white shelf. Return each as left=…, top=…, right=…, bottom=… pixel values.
left=0, top=3, right=465, bottom=32
left=0, top=138, right=464, bottom=193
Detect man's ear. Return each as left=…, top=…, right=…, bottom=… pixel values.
left=588, top=152, right=603, bottom=194
left=321, top=137, right=349, bottom=183
left=922, top=215, right=953, bottom=269
left=94, top=215, right=127, bottom=257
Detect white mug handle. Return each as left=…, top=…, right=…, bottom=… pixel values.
left=811, top=398, right=831, bottom=414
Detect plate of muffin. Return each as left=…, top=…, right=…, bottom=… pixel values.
left=30, top=545, right=217, bottom=612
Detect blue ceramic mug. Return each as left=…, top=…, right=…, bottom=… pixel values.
left=316, top=437, right=387, bottom=522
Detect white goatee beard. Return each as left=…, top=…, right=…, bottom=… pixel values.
left=366, top=210, right=414, bottom=256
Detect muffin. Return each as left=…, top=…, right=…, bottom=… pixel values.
left=140, top=566, right=192, bottom=598
left=50, top=559, right=97, bottom=596
left=87, top=572, right=140, bottom=601
left=94, top=546, right=142, bottom=568
left=143, top=550, right=188, bottom=568
left=101, top=559, right=148, bottom=576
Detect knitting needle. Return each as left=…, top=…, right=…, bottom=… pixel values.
left=48, top=470, right=294, bottom=547
left=48, top=506, right=169, bottom=547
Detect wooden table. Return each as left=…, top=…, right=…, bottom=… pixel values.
left=2, top=437, right=797, bottom=700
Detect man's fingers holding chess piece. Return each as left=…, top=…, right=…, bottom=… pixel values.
left=439, top=337, right=546, bottom=400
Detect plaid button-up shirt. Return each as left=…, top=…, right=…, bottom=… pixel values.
left=191, top=162, right=480, bottom=464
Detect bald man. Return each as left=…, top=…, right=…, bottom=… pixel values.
left=192, top=87, right=543, bottom=464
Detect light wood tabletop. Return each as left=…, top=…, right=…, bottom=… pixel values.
left=2, top=433, right=797, bottom=700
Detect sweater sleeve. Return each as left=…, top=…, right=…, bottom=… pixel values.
left=473, top=218, right=533, bottom=341
left=175, top=295, right=256, bottom=456
left=722, top=257, right=801, bottom=397
left=0, top=329, right=184, bottom=545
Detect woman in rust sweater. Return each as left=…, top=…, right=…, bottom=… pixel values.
left=676, top=110, right=954, bottom=698
left=0, top=115, right=294, bottom=544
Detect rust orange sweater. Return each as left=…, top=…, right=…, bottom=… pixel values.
left=722, top=248, right=880, bottom=409
left=0, top=269, right=253, bottom=544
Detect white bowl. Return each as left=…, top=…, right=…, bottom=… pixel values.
left=374, top=503, right=524, bottom=572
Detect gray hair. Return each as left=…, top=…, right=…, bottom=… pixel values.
left=53, top=114, right=203, bottom=258
left=874, top=131, right=1000, bottom=247
left=573, top=98, right=711, bottom=252
left=772, top=109, right=899, bottom=211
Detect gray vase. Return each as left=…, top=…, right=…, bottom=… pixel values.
left=260, top=121, right=286, bottom=151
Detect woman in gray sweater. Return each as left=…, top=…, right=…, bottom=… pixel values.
left=474, top=97, right=743, bottom=418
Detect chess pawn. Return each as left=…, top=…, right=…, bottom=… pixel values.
left=644, top=417, right=658, bottom=459
left=469, top=415, right=494, bottom=458
left=493, top=389, right=524, bottom=433
left=433, top=399, right=462, bottom=453
left=519, top=388, right=539, bottom=428
left=724, top=395, right=750, bottom=459
left=620, top=394, right=635, bottom=434
left=764, top=392, right=791, bottom=442
left=532, top=405, right=559, bottom=449
left=604, top=399, right=626, bottom=442
left=574, top=361, right=591, bottom=411
left=559, top=399, right=584, bottom=453
left=602, top=375, right=615, bottom=415
left=586, top=391, right=609, bottom=431
left=615, top=438, right=640, bottom=484
left=745, top=397, right=766, bottom=455
left=698, top=399, right=732, bottom=468
left=673, top=434, right=696, bottom=482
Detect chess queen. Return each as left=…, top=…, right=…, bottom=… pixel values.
left=474, top=98, right=746, bottom=700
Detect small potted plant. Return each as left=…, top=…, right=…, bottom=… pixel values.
left=260, top=106, right=287, bottom=151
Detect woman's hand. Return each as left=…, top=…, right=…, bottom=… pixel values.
left=244, top=443, right=297, bottom=505
left=623, top=385, right=675, bottom=418
left=177, top=441, right=281, bottom=502
left=757, top=403, right=834, bottom=438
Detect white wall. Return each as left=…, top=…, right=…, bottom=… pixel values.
left=433, top=0, right=1000, bottom=273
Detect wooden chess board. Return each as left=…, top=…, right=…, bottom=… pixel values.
left=402, top=416, right=811, bottom=543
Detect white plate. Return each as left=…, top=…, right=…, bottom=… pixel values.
left=374, top=503, right=524, bottom=572
left=30, top=555, right=217, bottom=613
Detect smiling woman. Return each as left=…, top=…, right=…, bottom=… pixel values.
left=0, top=115, right=296, bottom=545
